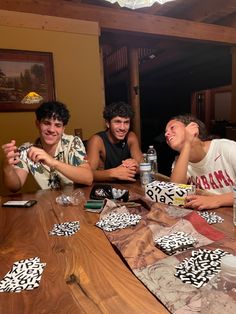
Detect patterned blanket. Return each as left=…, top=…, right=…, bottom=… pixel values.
left=98, top=195, right=236, bottom=313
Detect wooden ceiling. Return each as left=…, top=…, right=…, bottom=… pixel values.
left=1, top=0, right=236, bottom=89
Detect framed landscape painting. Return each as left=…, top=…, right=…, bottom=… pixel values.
left=0, top=49, right=55, bottom=112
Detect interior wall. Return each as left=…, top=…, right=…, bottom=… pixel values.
left=0, top=12, right=104, bottom=195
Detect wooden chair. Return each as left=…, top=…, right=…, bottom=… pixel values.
left=74, top=128, right=83, bottom=139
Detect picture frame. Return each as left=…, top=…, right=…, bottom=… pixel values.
left=0, top=49, right=55, bottom=112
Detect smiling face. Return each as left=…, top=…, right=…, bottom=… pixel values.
left=165, top=119, right=187, bottom=152
left=36, top=118, right=65, bottom=149
left=106, top=116, right=130, bottom=143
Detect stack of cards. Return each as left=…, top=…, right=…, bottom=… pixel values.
left=96, top=212, right=141, bottom=232
left=175, top=248, right=230, bottom=288
left=49, top=221, right=80, bottom=236
left=154, top=232, right=197, bottom=255
left=0, top=257, right=46, bottom=293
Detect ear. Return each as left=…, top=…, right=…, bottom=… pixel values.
left=105, top=121, right=110, bottom=129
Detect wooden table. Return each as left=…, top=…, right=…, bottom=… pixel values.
left=0, top=181, right=236, bottom=314
left=0, top=183, right=169, bottom=314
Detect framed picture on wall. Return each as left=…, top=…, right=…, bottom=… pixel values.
left=0, top=49, right=55, bottom=112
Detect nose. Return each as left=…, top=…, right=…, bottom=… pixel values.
left=47, top=124, right=56, bottom=132
left=119, top=122, right=126, bottom=129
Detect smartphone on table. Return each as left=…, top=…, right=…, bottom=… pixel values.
left=2, top=200, right=37, bottom=208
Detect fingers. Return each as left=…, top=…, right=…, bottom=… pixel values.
left=2, top=140, right=19, bottom=165
left=27, top=147, right=46, bottom=163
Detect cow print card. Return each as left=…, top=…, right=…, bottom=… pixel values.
left=0, top=257, right=46, bottom=293
left=175, top=248, right=230, bottom=288
left=154, top=232, right=197, bottom=255
left=49, top=221, right=80, bottom=236
left=197, top=211, right=224, bottom=224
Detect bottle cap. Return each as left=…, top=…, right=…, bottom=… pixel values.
left=221, top=255, right=236, bottom=275
left=140, top=162, right=151, bottom=171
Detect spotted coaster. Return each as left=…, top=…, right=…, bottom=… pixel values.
left=198, top=211, right=224, bottom=224
left=96, top=212, right=141, bottom=232
left=175, top=248, right=230, bottom=288
left=49, top=221, right=80, bottom=236
left=154, top=232, right=197, bottom=255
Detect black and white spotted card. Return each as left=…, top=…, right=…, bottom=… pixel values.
left=0, top=257, right=46, bottom=293
left=154, top=232, right=197, bottom=255
left=49, top=221, right=80, bottom=236
left=175, top=248, right=230, bottom=288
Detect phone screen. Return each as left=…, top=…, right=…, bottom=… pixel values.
left=2, top=200, right=37, bottom=207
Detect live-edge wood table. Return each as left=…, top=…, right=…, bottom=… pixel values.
left=1, top=180, right=236, bottom=314
left=0, top=182, right=169, bottom=314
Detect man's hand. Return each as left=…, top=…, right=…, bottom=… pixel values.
left=2, top=140, right=20, bottom=166
left=27, top=147, right=56, bottom=168
left=111, top=164, right=137, bottom=181
left=185, top=194, right=222, bottom=210
left=122, top=158, right=138, bottom=171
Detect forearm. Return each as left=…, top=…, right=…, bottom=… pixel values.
left=170, top=143, right=191, bottom=183
left=3, top=164, right=22, bottom=192
left=217, top=192, right=233, bottom=207
left=53, top=161, right=93, bottom=186
left=92, top=168, right=116, bottom=182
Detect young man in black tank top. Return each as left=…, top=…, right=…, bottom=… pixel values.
left=87, top=102, right=143, bottom=182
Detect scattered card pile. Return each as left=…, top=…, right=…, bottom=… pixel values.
left=49, top=221, right=80, bottom=236
left=0, top=257, right=46, bottom=293
left=154, top=232, right=197, bottom=255
left=96, top=212, right=141, bottom=232
left=198, top=211, right=224, bottom=224
left=175, top=248, right=230, bottom=288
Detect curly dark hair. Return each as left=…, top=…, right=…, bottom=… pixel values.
left=35, top=101, right=70, bottom=125
left=171, top=114, right=210, bottom=141
left=103, top=102, right=134, bottom=122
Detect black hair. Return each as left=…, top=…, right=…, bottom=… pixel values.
left=35, top=101, right=70, bottom=125
left=103, top=101, right=134, bottom=122
left=171, top=114, right=210, bottom=140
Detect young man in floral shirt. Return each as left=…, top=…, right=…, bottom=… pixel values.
left=2, top=101, right=93, bottom=191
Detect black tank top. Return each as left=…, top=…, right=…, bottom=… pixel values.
left=97, top=131, right=131, bottom=169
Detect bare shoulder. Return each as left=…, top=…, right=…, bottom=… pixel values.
left=87, top=134, right=105, bottom=156
left=87, top=134, right=103, bottom=147
left=127, top=131, right=139, bottom=144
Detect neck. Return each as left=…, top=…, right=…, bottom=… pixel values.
left=41, top=141, right=57, bottom=156
left=106, top=130, right=123, bottom=144
left=189, top=140, right=211, bottom=162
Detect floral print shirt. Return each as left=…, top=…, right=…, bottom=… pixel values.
left=15, top=134, right=87, bottom=189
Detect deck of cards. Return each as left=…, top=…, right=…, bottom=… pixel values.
left=0, top=257, right=46, bottom=293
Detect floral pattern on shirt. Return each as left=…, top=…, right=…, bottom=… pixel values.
left=15, top=134, right=87, bottom=189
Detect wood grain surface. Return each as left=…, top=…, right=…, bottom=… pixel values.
left=0, top=183, right=168, bottom=314
left=1, top=179, right=235, bottom=314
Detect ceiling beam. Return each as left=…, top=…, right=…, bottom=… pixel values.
left=1, top=0, right=236, bottom=44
